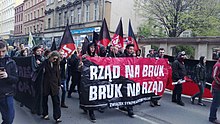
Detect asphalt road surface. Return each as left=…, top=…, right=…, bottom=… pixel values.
left=1, top=90, right=219, bottom=124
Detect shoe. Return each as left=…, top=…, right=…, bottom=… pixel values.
left=172, top=99, right=177, bottom=103
left=128, top=110, right=134, bottom=118
left=89, top=113, right=96, bottom=123
left=177, top=101, right=185, bottom=106
left=155, top=101, right=161, bottom=106
left=191, top=97, right=195, bottom=104
left=119, top=107, right=127, bottom=111
left=67, top=93, right=72, bottom=98
left=209, top=119, right=220, bottom=124
left=61, top=104, right=68, bottom=108
left=98, top=108, right=104, bottom=113
left=55, top=118, right=62, bottom=123
left=198, top=102, right=206, bottom=106
left=150, top=101, right=155, bottom=107
left=42, top=115, right=49, bottom=120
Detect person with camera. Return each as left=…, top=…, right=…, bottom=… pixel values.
left=0, top=40, right=19, bottom=124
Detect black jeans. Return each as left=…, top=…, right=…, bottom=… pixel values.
left=69, top=72, right=81, bottom=95
left=172, top=84, right=182, bottom=102
left=42, top=95, right=61, bottom=120
left=192, top=81, right=205, bottom=103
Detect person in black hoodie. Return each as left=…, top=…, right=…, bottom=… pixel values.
left=191, top=56, right=207, bottom=106
left=0, top=40, right=18, bottom=124
left=172, top=51, right=187, bottom=106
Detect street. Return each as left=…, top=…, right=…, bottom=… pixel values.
left=2, top=90, right=218, bottom=124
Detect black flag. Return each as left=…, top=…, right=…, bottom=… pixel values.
left=50, top=38, right=57, bottom=51
left=82, top=37, right=90, bottom=55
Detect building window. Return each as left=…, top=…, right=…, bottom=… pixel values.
left=64, top=11, right=67, bottom=25
left=48, top=18, right=51, bottom=28
left=34, top=11, right=36, bottom=18
left=21, top=13, right=23, bottom=21
left=94, top=2, right=98, bottom=20
left=71, top=10, right=74, bottom=24
left=41, top=8, right=44, bottom=17
left=85, top=4, right=90, bottom=22
left=58, top=13, right=62, bottom=26
left=31, top=13, right=32, bottom=20
left=77, top=8, right=81, bottom=23
left=37, top=10, right=39, bottom=18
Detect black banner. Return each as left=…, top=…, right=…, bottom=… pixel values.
left=80, top=57, right=170, bottom=109
left=13, top=56, right=43, bottom=115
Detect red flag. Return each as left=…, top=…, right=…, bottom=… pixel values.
left=59, top=23, right=76, bottom=58
left=99, top=18, right=111, bottom=47
left=112, top=19, right=123, bottom=48
left=128, top=19, right=139, bottom=51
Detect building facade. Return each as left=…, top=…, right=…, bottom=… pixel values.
left=0, top=0, right=23, bottom=39
left=23, top=0, right=45, bottom=38
left=14, top=3, right=24, bottom=36
left=44, top=0, right=143, bottom=46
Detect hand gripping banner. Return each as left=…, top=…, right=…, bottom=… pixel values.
left=80, top=57, right=171, bottom=109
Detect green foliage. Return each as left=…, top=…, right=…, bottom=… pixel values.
left=175, top=45, right=195, bottom=59
left=138, top=18, right=166, bottom=38
left=135, top=0, right=220, bottom=37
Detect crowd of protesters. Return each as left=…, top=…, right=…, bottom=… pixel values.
left=0, top=39, right=220, bottom=124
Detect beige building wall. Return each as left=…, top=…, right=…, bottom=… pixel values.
left=23, top=0, right=45, bottom=37
left=0, top=0, right=23, bottom=39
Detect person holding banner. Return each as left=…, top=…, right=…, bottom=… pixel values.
left=41, top=51, right=62, bottom=123
left=149, top=48, right=165, bottom=107
left=120, top=44, right=135, bottom=117
left=81, top=42, right=98, bottom=123
left=172, top=51, right=187, bottom=106
left=191, top=56, right=207, bottom=106
left=209, top=55, right=220, bottom=124
left=0, top=40, right=19, bottom=124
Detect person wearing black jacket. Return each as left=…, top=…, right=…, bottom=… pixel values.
left=0, top=41, right=18, bottom=124
left=59, top=51, right=68, bottom=108
left=191, top=56, right=207, bottom=106
left=172, top=51, right=187, bottom=106
left=120, top=44, right=135, bottom=118
left=67, top=52, right=81, bottom=98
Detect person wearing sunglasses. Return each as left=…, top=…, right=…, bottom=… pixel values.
left=41, top=51, right=62, bottom=123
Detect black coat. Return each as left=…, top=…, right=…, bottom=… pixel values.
left=195, top=63, right=206, bottom=82
left=0, top=57, right=19, bottom=98
left=42, top=59, right=61, bottom=96
left=172, top=59, right=187, bottom=82
left=60, top=58, right=66, bottom=79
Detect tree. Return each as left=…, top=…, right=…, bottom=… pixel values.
left=174, top=45, right=195, bottom=59
left=138, top=18, right=166, bottom=38
left=135, top=0, right=220, bottom=37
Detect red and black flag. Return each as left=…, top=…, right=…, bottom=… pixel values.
left=128, top=19, right=139, bottom=51
left=50, top=38, right=57, bottom=51
left=99, top=18, right=111, bottom=47
left=82, top=36, right=90, bottom=55
left=93, top=31, right=100, bottom=55
left=59, top=23, right=76, bottom=58
left=92, top=31, right=99, bottom=45
left=112, top=19, right=123, bottom=48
